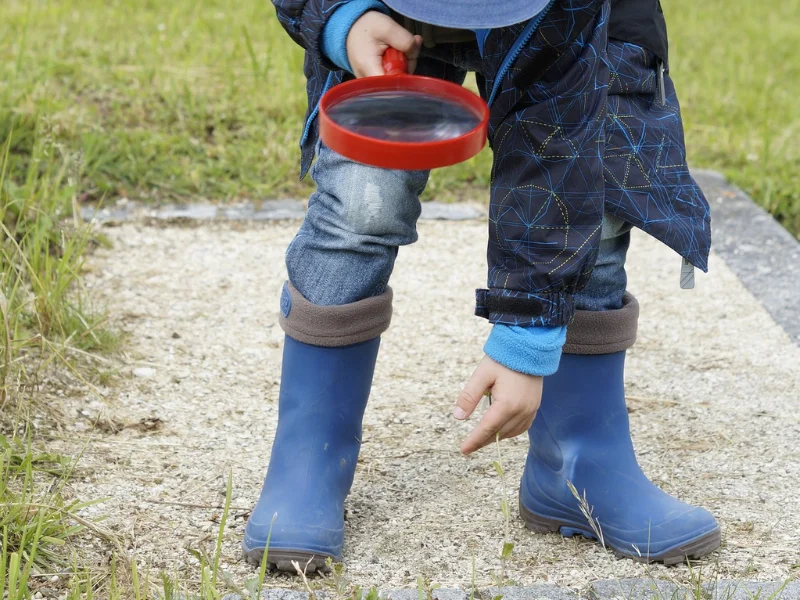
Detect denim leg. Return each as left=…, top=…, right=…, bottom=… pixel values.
left=574, top=214, right=633, bottom=311
left=286, top=144, right=430, bottom=306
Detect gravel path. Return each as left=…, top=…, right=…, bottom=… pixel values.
left=60, top=217, right=800, bottom=590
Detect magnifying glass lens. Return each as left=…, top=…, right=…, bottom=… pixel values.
left=327, top=91, right=482, bottom=143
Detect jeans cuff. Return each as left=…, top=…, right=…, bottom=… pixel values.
left=563, top=292, right=639, bottom=355
left=279, top=282, right=393, bottom=347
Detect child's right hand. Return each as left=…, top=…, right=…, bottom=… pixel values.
left=346, top=11, right=423, bottom=78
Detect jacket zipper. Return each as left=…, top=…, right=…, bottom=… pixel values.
left=301, top=72, right=336, bottom=146
left=487, top=0, right=556, bottom=107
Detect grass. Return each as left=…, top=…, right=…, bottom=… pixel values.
left=666, top=0, right=800, bottom=236
left=0, top=434, right=83, bottom=571
left=489, top=394, right=515, bottom=588
left=1, top=0, right=313, bottom=204
left=0, top=134, right=122, bottom=595
left=2, top=15, right=122, bottom=594
left=1, top=433, right=95, bottom=600
left=0, top=0, right=493, bottom=204
left=7, top=0, right=797, bottom=232
left=0, top=134, right=119, bottom=414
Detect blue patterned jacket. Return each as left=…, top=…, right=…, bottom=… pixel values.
left=272, top=0, right=711, bottom=327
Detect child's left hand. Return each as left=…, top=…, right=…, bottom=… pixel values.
left=452, top=356, right=543, bottom=455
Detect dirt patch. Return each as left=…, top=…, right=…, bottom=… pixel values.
left=54, top=219, right=800, bottom=590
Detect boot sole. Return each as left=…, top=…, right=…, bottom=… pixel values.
left=242, top=547, right=332, bottom=574
left=519, top=500, right=721, bottom=565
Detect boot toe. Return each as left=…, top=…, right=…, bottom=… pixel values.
left=605, top=505, right=721, bottom=562
left=243, top=517, right=344, bottom=560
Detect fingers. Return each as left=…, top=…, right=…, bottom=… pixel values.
left=460, top=404, right=505, bottom=455
left=453, top=357, right=496, bottom=421
left=347, top=12, right=422, bottom=78
left=407, top=35, right=423, bottom=74
left=373, top=17, right=421, bottom=76
left=460, top=408, right=535, bottom=455
left=358, top=34, right=421, bottom=77
left=377, top=19, right=420, bottom=55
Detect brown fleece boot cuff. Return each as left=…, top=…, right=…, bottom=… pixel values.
left=278, top=282, right=393, bottom=347
left=563, top=292, right=639, bottom=355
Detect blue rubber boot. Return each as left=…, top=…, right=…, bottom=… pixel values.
left=242, top=335, right=379, bottom=572
left=520, top=351, right=721, bottom=564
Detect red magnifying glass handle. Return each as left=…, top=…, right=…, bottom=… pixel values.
left=382, top=48, right=408, bottom=76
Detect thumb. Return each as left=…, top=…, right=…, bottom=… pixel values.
left=454, top=358, right=495, bottom=421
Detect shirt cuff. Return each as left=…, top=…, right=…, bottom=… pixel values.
left=321, top=0, right=390, bottom=73
left=483, top=324, right=567, bottom=377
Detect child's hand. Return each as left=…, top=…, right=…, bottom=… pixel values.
left=346, top=11, right=423, bottom=78
left=453, top=356, right=543, bottom=455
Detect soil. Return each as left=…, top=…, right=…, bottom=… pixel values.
left=53, top=218, right=800, bottom=591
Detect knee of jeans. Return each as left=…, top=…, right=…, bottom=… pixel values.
left=344, top=170, right=425, bottom=236
left=316, top=153, right=426, bottom=237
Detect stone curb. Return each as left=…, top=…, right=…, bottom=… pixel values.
left=81, top=199, right=485, bottom=224
left=221, top=580, right=800, bottom=600
left=693, top=170, right=800, bottom=345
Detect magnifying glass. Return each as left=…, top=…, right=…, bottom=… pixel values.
left=319, top=49, right=490, bottom=170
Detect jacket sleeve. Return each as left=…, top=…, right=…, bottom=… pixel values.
left=475, top=0, right=610, bottom=327
left=272, top=0, right=353, bottom=69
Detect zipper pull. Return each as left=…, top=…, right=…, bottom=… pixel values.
left=657, top=60, right=666, bottom=105
left=680, top=257, right=695, bottom=290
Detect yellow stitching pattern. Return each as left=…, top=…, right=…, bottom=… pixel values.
left=547, top=222, right=603, bottom=275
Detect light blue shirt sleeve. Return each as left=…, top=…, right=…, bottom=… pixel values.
left=483, top=324, right=567, bottom=377
left=321, top=0, right=390, bottom=73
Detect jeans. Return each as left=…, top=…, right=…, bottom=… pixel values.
left=286, top=143, right=632, bottom=313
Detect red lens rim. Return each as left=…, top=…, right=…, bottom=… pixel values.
left=319, top=74, right=489, bottom=170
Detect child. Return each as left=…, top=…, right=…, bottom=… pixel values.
left=243, top=0, right=719, bottom=571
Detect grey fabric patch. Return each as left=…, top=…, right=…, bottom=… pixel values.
left=279, top=283, right=393, bottom=347
left=563, top=292, right=639, bottom=355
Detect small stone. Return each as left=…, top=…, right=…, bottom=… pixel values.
left=480, top=586, right=577, bottom=600
left=433, top=590, right=468, bottom=600
left=704, top=581, right=800, bottom=600
left=224, top=593, right=312, bottom=600
left=590, top=579, right=687, bottom=600
left=384, top=591, right=418, bottom=600
left=262, top=591, right=310, bottom=600
left=133, top=367, right=156, bottom=378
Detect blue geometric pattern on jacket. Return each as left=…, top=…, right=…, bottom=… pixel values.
left=271, top=0, right=710, bottom=328
left=603, top=41, right=710, bottom=273
left=475, top=0, right=609, bottom=326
